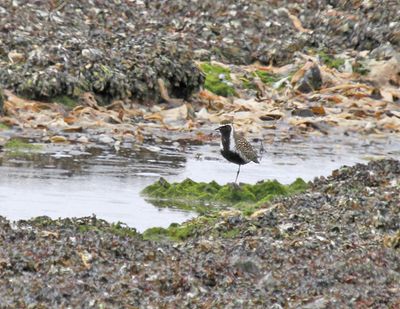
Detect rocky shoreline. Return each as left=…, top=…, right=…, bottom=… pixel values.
left=1, top=1, right=400, bottom=149
left=0, top=159, right=399, bottom=307
left=1, top=0, right=400, bottom=307
left=1, top=0, right=399, bottom=102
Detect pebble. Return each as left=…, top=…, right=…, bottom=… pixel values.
left=97, top=134, right=114, bottom=144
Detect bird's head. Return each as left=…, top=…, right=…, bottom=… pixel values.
left=215, top=122, right=233, bottom=136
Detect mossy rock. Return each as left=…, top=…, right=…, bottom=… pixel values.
left=199, top=62, right=236, bottom=97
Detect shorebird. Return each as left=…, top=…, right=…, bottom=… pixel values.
left=215, top=122, right=260, bottom=183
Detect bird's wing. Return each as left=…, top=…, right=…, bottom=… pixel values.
left=247, top=145, right=260, bottom=163
left=235, top=135, right=260, bottom=163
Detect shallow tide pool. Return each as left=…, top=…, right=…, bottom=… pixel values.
left=0, top=135, right=399, bottom=232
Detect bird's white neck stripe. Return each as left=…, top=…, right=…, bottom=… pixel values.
left=229, top=126, right=236, bottom=152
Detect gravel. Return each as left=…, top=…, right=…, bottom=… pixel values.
left=0, top=159, right=399, bottom=307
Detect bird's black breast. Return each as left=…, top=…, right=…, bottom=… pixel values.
left=220, top=149, right=247, bottom=165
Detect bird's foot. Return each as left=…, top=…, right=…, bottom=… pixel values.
left=228, top=182, right=241, bottom=190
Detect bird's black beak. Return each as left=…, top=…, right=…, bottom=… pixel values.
left=215, top=127, right=221, bottom=131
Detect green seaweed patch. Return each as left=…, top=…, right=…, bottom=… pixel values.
left=254, top=70, right=281, bottom=85
left=142, top=178, right=308, bottom=242
left=143, top=223, right=196, bottom=242
left=222, top=227, right=240, bottom=239
left=52, top=95, right=78, bottom=108
left=199, top=62, right=236, bottom=97
left=143, top=212, right=246, bottom=242
left=240, top=70, right=284, bottom=91
left=142, top=227, right=170, bottom=242
left=0, top=123, right=10, bottom=130
left=143, top=215, right=218, bottom=242
left=142, top=177, right=308, bottom=213
left=241, top=77, right=257, bottom=90
left=287, top=177, right=309, bottom=193
left=353, top=61, right=370, bottom=76
left=142, top=178, right=224, bottom=212
left=4, top=138, right=42, bottom=151
left=318, top=51, right=345, bottom=69
left=145, top=198, right=209, bottom=215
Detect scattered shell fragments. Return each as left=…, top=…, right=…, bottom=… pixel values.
left=0, top=160, right=399, bottom=307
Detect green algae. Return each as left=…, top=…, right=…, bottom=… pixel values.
left=142, top=178, right=224, bottom=212
left=353, top=61, right=370, bottom=76
left=52, top=95, right=78, bottom=108
left=3, top=138, right=42, bottom=158
left=143, top=224, right=194, bottom=242
left=144, top=176, right=308, bottom=243
left=143, top=211, right=243, bottom=242
left=94, top=177, right=309, bottom=243
left=4, top=138, right=42, bottom=151
left=254, top=70, right=280, bottom=85
left=222, top=227, right=240, bottom=238
left=240, top=70, right=283, bottom=90
left=199, top=62, right=236, bottom=97
left=0, top=123, right=9, bottom=130
left=241, top=77, right=257, bottom=90
left=144, top=199, right=209, bottom=215
left=143, top=215, right=218, bottom=242
left=143, top=227, right=169, bottom=242
left=142, top=177, right=308, bottom=214
left=318, top=51, right=345, bottom=69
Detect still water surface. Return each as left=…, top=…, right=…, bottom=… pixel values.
left=0, top=135, right=398, bottom=232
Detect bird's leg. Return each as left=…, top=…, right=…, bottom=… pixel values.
left=258, top=139, right=265, bottom=162
left=235, top=165, right=241, bottom=183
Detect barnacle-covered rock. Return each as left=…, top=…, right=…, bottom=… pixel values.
left=0, top=36, right=203, bottom=103
left=0, top=2, right=204, bottom=103
left=303, top=0, right=400, bottom=52
left=0, top=1, right=398, bottom=103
